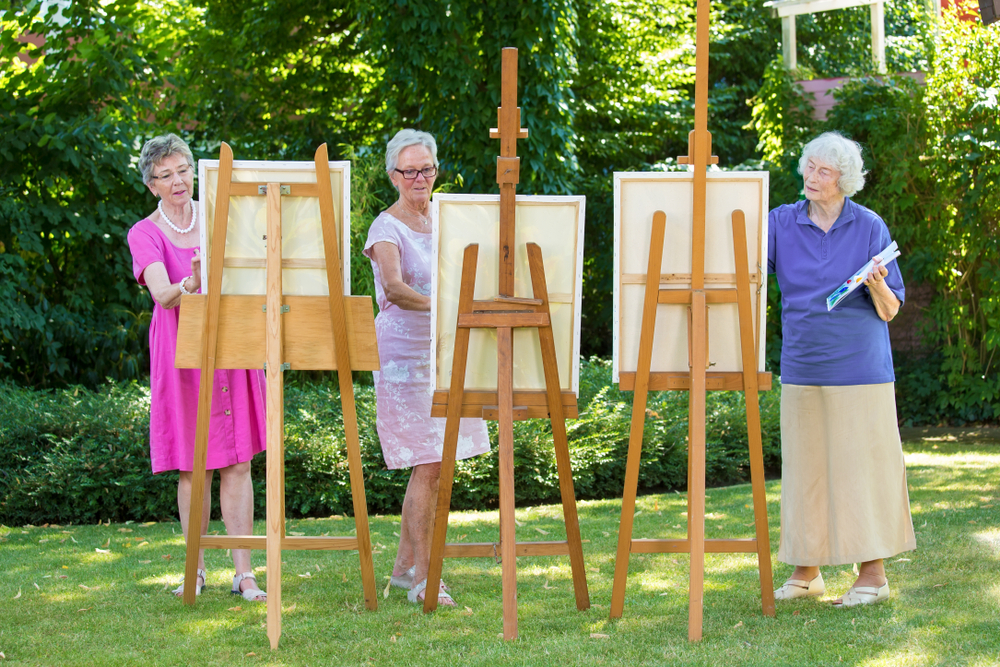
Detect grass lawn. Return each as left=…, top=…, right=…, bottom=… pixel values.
left=2, top=429, right=999, bottom=666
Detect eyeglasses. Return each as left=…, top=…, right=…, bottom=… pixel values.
left=152, top=165, right=192, bottom=183
left=394, top=166, right=437, bottom=180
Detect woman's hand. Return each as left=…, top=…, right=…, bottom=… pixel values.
left=370, top=241, right=431, bottom=311
left=864, top=257, right=900, bottom=322
left=188, top=250, right=202, bottom=293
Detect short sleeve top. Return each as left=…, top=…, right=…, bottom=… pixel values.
left=767, top=198, right=904, bottom=386
left=362, top=212, right=433, bottom=316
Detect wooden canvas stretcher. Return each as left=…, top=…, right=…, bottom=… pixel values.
left=175, top=144, right=378, bottom=650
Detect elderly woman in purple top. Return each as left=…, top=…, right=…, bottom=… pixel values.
left=768, top=132, right=915, bottom=607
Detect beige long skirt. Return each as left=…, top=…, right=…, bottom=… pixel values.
left=778, top=383, right=916, bottom=566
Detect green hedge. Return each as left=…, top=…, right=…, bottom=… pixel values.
left=0, top=358, right=781, bottom=525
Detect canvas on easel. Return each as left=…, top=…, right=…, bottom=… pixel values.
left=175, top=144, right=378, bottom=650
left=431, top=194, right=586, bottom=394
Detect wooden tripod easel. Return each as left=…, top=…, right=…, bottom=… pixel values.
left=423, top=47, right=590, bottom=640
left=608, top=0, right=776, bottom=641
left=175, top=143, right=379, bottom=649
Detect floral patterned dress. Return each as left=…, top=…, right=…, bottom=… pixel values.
left=363, top=212, right=490, bottom=469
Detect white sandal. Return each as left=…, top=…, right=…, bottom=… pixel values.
left=774, top=573, right=825, bottom=600
left=172, top=568, right=206, bottom=597
left=832, top=581, right=889, bottom=607
left=390, top=566, right=416, bottom=589
left=232, top=571, right=267, bottom=602
left=407, top=578, right=455, bottom=607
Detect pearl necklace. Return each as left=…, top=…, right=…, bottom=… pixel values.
left=158, top=200, right=197, bottom=234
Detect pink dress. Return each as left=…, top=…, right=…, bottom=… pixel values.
left=127, top=219, right=266, bottom=474
left=363, top=212, right=490, bottom=469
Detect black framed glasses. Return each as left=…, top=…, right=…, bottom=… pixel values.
left=394, top=166, right=437, bottom=180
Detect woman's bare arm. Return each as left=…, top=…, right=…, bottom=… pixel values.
left=369, top=241, right=430, bottom=311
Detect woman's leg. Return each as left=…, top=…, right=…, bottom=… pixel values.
left=790, top=565, right=821, bottom=581
left=393, top=504, right=415, bottom=577
left=404, top=462, right=441, bottom=584
left=218, top=460, right=263, bottom=599
left=177, top=469, right=212, bottom=589
left=852, top=559, right=886, bottom=588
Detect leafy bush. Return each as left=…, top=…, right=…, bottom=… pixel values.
left=0, top=358, right=782, bottom=525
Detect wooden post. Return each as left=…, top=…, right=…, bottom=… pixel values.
left=423, top=47, right=589, bottom=639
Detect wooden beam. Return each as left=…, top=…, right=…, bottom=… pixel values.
left=782, top=15, right=797, bottom=69
left=766, top=0, right=882, bottom=19
left=871, top=0, right=886, bottom=73
left=617, top=371, right=772, bottom=392
left=630, top=538, right=759, bottom=554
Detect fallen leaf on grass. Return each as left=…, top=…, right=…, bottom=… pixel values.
left=1, top=651, right=5, bottom=658
left=383, top=580, right=391, bottom=599
left=285, top=604, right=296, bottom=613
left=70, top=537, right=78, bottom=544
left=733, top=621, right=743, bottom=628
left=933, top=583, right=946, bottom=588
left=542, top=580, right=554, bottom=590
left=141, top=522, right=157, bottom=527
left=514, top=519, right=524, bottom=527
left=659, top=592, right=670, bottom=596
left=101, top=539, right=110, bottom=548
left=590, top=633, right=610, bottom=639
left=118, top=528, right=132, bottom=533
left=297, top=572, right=311, bottom=578
left=33, top=583, right=40, bottom=590
left=393, top=532, right=400, bottom=537
left=315, top=564, right=322, bottom=571
left=161, top=555, right=172, bottom=560
left=58, top=575, right=67, bottom=579
left=95, top=549, right=110, bottom=554
left=289, top=532, right=305, bottom=536
left=462, top=606, right=474, bottom=616
left=342, top=574, right=348, bottom=583
left=38, top=539, right=49, bottom=544
left=389, top=636, right=397, bottom=643
left=804, top=619, right=816, bottom=626
left=13, top=589, right=21, bottom=600
left=245, top=652, right=256, bottom=657
left=254, top=566, right=266, bottom=573
left=228, top=606, right=242, bottom=611
left=139, top=560, right=151, bottom=564
left=77, top=607, right=92, bottom=613
left=79, top=584, right=90, bottom=590
left=792, top=610, right=800, bottom=616
left=534, top=527, right=549, bottom=535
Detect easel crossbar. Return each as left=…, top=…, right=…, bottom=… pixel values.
left=443, top=540, right=573, bottom=558
left=630, top=538, right=759, bottom=554
left=200, top=535, right=360, bottom=551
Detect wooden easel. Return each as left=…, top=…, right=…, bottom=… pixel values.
left=175, top=143, right=379, bottom=649
left=607, top=0, right=776, bottom=641
left=423, top=47, right=590, bottom=640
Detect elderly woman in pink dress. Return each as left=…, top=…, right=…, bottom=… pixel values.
left=127, top=134, right=267, bottom=602
left=363, top=129, right=490, bottom=606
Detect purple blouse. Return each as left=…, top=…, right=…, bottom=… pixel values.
left=767, top=198, right=904, bottom=386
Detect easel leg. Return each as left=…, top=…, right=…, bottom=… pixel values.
left=526, top=243, right=589, bottom=611
left=183, top=426, right=210, bottom=607
left=425, top=244, right=479, bottom=614
left=730, top=210, right=775, bottom=617
left=497, top=326, right=519, bottom=640
left=341, top=376, right=378, bottom=610
left=264, top=183, right=284, bottom=650
left=610, top=211, right=666, bottom=619
left=688, top=290, right=708, bottom=642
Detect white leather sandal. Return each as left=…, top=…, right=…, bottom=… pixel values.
left=390, top=566, right=415, bottom=589
left=407, top=578, right=455, bottom=607
left=832, top=581, right=889, bottom=607
left=774, top=573, right=825, bottom=600
left=232, top=571, right=267, bottom=602
left=172, top=568, right=206, bottom=596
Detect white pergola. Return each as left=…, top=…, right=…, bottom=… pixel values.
left=764, top=0, right=888, bottom=73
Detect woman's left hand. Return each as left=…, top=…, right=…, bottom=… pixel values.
left=864, top=257, right=889, bottom=287
left=864, top=256, right=900, bottom=322
left=189, top=250, right=202, bottom=293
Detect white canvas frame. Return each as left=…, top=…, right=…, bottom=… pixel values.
left=198, top=159, right=351, bottom=296
left=431, top=194, right=586, bottom=394
left=612, top=171, right=769, bottom=382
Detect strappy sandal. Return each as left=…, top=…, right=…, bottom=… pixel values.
left=774, top=573, right=825, bottom=600
left=832, top=581, right=889, bottom=608
left=407, top=578, right=456, bottom=607
left=232, top=571, right=267, bottom=602
left=172, top=568, right=206, bottom=597
left=390, top=566, right=416, bottom=589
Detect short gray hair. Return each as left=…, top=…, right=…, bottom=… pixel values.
left=798, top=131, right=866, bottom=197
left=385, top=129, right=438, bottom=175
left=138, top=133, right=194, bottom=185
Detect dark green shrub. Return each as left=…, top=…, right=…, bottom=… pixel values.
left=0, top=358, right=782, bottom=524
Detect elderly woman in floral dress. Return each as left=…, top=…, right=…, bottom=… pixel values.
left=127, top=133, right=266, bottom=602
left=363, top=129, right=490, bottom=606
left=768, top=131, right=916, bottom=607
